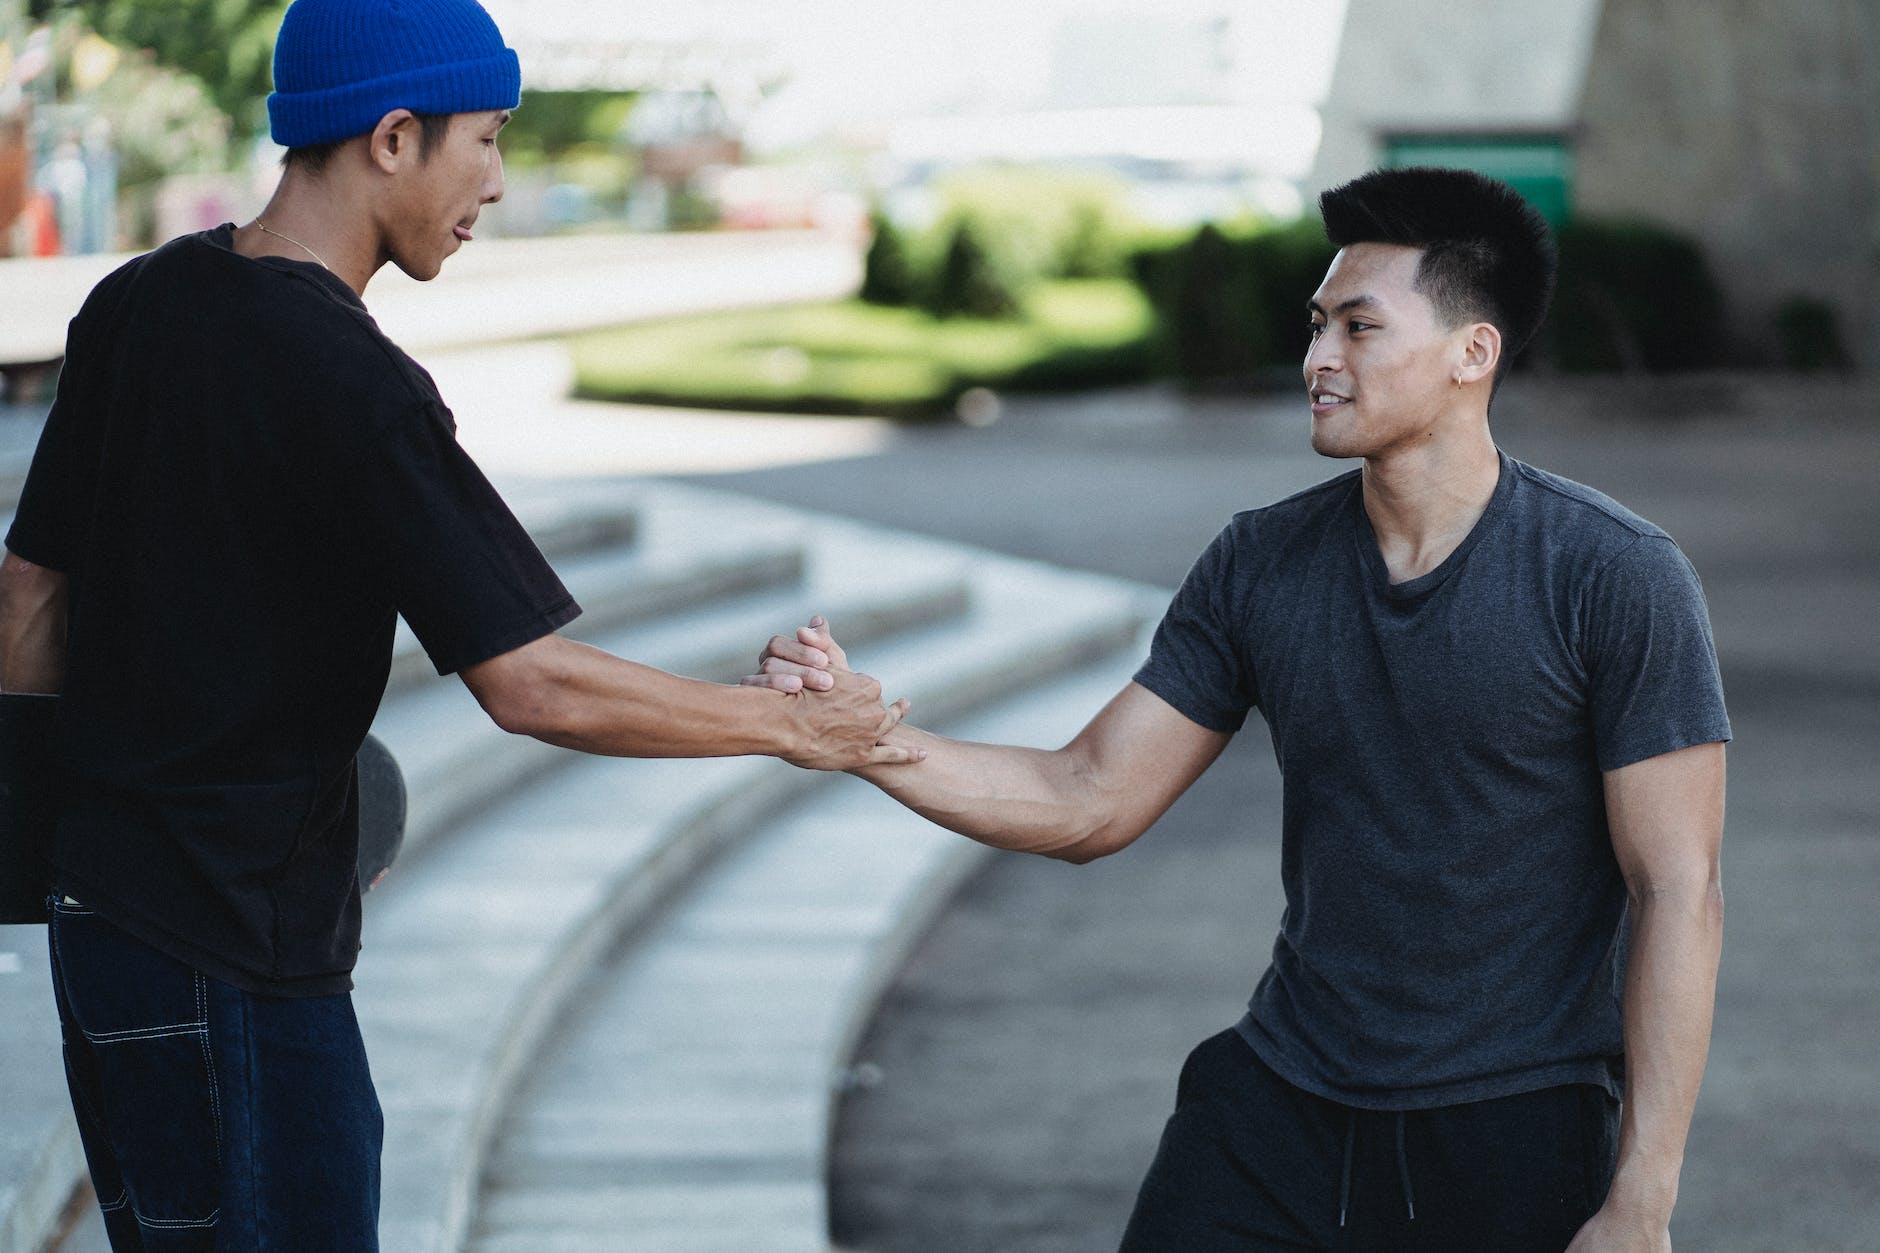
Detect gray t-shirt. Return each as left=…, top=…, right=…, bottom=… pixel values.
left=1134, top=452, right=1731, bottom=1111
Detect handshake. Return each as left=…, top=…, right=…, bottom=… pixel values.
left=742, top=615, right=925, bottom=773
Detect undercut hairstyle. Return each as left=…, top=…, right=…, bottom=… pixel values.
left=283, top=111, right=455, bottom=173
left=1319, top=167, right=1557, bottom=384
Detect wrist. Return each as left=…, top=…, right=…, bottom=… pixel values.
left=1604, top=1161, right=1679, bottom=1225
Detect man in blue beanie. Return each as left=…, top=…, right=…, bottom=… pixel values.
left=0, top=1, right=917, bottom=1247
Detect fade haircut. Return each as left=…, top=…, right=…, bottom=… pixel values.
left=284, top=111, right=455, bottom=173
left=1319, top=167, right=1557, bottom=384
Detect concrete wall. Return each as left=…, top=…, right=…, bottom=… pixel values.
left=1307, top=0, right=1604, bottom=194
left=1573, top=0, right=1880, bottom=367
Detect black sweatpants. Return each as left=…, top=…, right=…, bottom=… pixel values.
left=1119, top=1029, right=1619, bottom=1252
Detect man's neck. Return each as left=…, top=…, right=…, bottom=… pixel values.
left=234, top=171, right=381, bottom=296
left=1359, top=425, right=1501, bottom=585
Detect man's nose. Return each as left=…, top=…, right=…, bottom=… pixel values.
left=484, top=147, right=505, bottom=205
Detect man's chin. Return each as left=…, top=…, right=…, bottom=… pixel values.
left=391, top=254, right=446, bottom=283
left=1309, top=426, right=1362, bottom=460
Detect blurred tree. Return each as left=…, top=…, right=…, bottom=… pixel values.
left=923, top=219, right=1019, bottom=320
left=859, top=209, right=916, bottom=306
left=29, top=0, right=287, bottom=130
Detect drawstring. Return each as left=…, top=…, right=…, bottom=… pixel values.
left=1395, top=1111, right=1417, bottom=1221
left=1338, top=1109, right=1356, bottom=1227
left=1337, top=1108, right=1418, bottom=1228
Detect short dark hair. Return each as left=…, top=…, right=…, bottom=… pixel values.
left=1319, top=167, right=1557, bottom=382
left=283, top=111, right=455, bottom=173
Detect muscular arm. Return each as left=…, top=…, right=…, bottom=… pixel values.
left=1570, top=740, right=1726, bottom=1251
left=856, top=682, right=1230, bottom=862
left=750, top=618, right=1229, bottom=859
left=460, top=632, right=918, bottom=771
left=0, top=549, right=69, bottom=693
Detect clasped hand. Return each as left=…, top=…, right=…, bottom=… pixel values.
left=746, top=616, right=922, bottom=770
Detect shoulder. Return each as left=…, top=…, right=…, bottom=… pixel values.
left=1505, top=458, right=1669, bottom=545
left=1219, top=467, right=1361, bottom=551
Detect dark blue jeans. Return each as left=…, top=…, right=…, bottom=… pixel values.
left=48, top=897, right=382, bottom=1251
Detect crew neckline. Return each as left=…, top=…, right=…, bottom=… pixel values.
left=1352, top=451, right=1515, bottom=601
left=203, top=222, right=364, bottom=309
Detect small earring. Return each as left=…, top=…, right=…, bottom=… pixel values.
left=1453, top=374, right=1463, bottom=389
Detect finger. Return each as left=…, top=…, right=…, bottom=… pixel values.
left=873, top=697, right=910, bottom=737
left=739, top=672, right=804, bottom=693
left=864, top=742, right=927, bottom=766
left=759, top=656, right=836, bottom=690
left=763, top=635, right=831, bottom=669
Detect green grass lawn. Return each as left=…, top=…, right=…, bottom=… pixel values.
left=568, top=279, right=1158, bottom=419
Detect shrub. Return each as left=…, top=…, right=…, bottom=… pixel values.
left=860, top=210, right=918, bottom=306
left=1772, top=297, right=1851, bottom=372
left=922, top=219, right=1022, bottom=320
left=1129, top=217, right=1337, bottom=386
left=931, top=166, right=1145, bottom=286
left=1548, top=219, right=1726, bottom=372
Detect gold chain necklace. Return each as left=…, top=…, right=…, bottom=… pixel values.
left=253, top=219, right=330, bottom=272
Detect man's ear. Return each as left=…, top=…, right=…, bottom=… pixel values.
left=1458, top=321, right=1503, bottom=387
left=369, top=109, right=420, bottom=174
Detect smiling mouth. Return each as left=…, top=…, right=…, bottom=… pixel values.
left=1309, top=389, right=1351, bottom=412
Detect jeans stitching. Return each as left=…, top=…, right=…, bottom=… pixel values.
left=79, top=1022, right=207, bottom=1044
left=49, top=916, right=124, bottom=1156
left=197, top=973, right=224, bottom=1168
left=134, top=1205, right=220, bottom=1229
left=98, top=1190, right=129, bottom=1212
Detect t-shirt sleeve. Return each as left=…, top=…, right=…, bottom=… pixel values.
left=334, top=398, right=580, bottom=675
left=1583, top=534, right=1731, bottom=771
left=1132, top=523, right=1257, bottom=733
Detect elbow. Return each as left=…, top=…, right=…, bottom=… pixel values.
left=484, top=689, right=552, bottom=739
left=1626, top=869, right=1725, bottom=925
left=1042, top=819, right=1131, bottom=866
left=466, top=646, right=577, bottom=743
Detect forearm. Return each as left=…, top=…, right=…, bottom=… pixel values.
left=0, top=552, right=68, bottom=694
left=483, top=637, right=798, bottom=759
left=1609, top=878, right=1725, bottom=1221
left=854, top=725, right=1116, bottom=861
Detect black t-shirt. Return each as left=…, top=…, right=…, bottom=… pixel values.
left=1134, top=455, right=1731, bottom=1109
left=7, top=226, right=579, bottom=995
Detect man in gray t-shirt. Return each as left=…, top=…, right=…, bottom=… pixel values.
left=757, top=168, right=1728, bottom=1252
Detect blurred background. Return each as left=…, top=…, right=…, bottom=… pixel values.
left=4, top=0, right=1871, bottom=398
left=1, top=2, right=1876, bottom=1252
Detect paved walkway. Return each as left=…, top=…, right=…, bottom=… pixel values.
left=0, top=228, right=859, bottom=367
left=694, top=371, right=1880, bottom=1253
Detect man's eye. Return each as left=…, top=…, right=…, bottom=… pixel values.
left=1308, top=322, right=1324, bottom=337
left=1349, top=321, right=1375, bottom=333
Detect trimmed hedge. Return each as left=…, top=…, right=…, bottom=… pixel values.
left=1130, top=218, right=1337, bottom=387
left=1548, top=219, right=1727, bottom=372
left=569, top=279, right=1158, bottom=420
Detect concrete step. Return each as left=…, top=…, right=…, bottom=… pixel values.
left=384, top=493, right=796, bottom=697
left=355, top=548, right=1156, bottom=1253
left=464, top=623, right=1158, bottom=1253
left=371, top=504, right=973, bottom=869
left=0, top=926, right=81, bottom=1253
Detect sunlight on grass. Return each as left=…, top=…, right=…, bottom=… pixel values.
left=569, top=280, right=1156, bottom=419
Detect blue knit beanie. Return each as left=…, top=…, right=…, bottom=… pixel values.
left=268, top=0, right=521, bottom=149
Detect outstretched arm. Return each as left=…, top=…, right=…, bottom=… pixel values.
left=1568, top=740, right=1726, bottom=1252
left=460, top=632, right=921, bottom=772
left=750, top=618, right=1230, bottom=861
